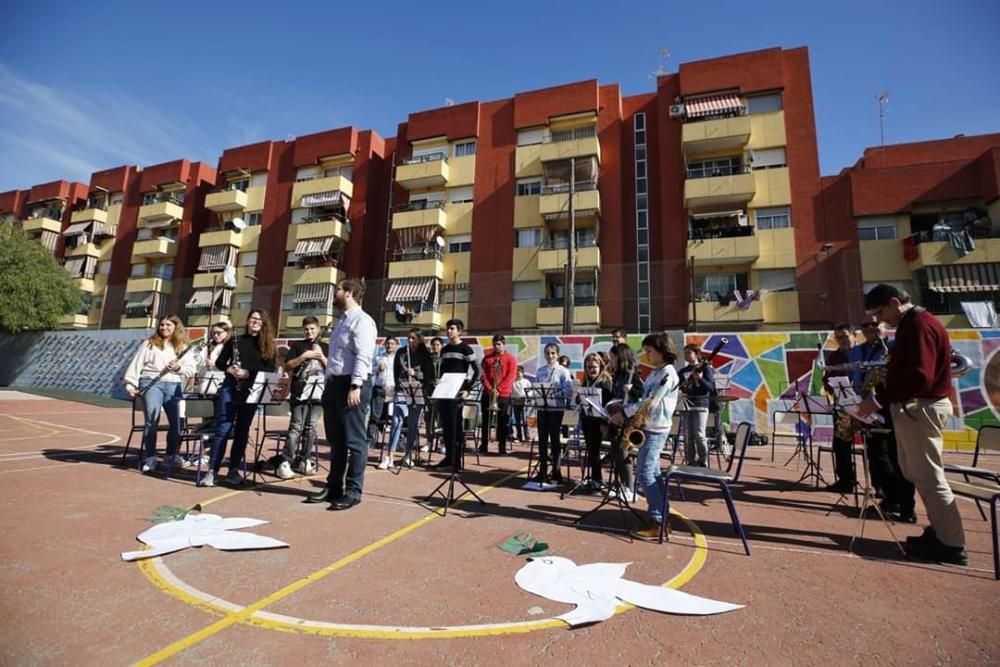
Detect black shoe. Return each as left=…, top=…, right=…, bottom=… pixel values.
left=499, top=447, right=508, bottom=456
left=328, top=496, right=361, bottom=511
left=433, top=459, right=453, bottom=469
left=304, top=488, right=337, bottom=504
left=888, top=509, right=918, bottom=524
left=551, top=470, right=564, bottom=484
left=906, top=526, right=937, bottom=546
left=907, top=539, right=969, bottom=566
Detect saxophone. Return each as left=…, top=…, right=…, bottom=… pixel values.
left=615, top=368, right=679, bottom=456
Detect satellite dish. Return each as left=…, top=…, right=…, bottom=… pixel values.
left=435, top=235, right=446, bottom=248
left=231, top=217, right=246, bottom=231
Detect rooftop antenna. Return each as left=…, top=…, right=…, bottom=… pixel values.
left=876, top=90, right=890, bottom=153
left=444, top=97, right=455, bottom=107
left=649, top=46, right=671, bottom=79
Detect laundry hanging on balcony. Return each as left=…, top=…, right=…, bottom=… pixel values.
left=926, top=264, right=1000, bottom=293
left=685, top=93, right=745, bottom=119
left=294, top=237, right=335, bottom=258
left=385, top=277, right=437, bottom=303
left=300, top=190, right=347, bottom=209
left=197, top=245, right=237, bottom=272
left=393, top=225, right=440, bottom=251
left=293, top=283, right=334, bottom=305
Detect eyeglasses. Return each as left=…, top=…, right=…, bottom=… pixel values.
left=247, top=317, right=262, bottom=323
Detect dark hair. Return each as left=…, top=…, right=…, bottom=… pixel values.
left=558, top=355, right=570, bottom=367
left=247, top=309, right=277, bottom=360
left=446, top=318, right=464, bottom=331
left=833, top=322, right=853, bottom=333
left=641, top=333, right=677, bottom=364
left=608, top=342, right=637, bottom=373
left=544, top=342, right=560, bottom=354
left=339, top=278, right=365, bottom=301
left=864, top=283, right=911, bottom=310
left=611, top=328, right=626, bottom=338
left=492, top=334, right=506, bottom=344
left=517, top=365, right=525, bottom=373
left=683, top=343, right=702, bottom=356
left=430, top=336, right=443, bottom=346
left=302, top=315, right=320, bottom=326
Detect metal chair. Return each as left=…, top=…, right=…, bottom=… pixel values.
left=771, top=409, right=806, bottom=463
left=659, top=421, right=753, bottom=555
left=945, top=424, right=1000, bottom=521
left=121, top=395, right=172, bottom=467
left=947, top=479, right=1000, bottom=579
left=179, top=398, right=215, bottom=484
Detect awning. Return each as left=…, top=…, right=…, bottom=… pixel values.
left=294, top=237, right=334, bottom=258
left=64, top=258, right=85, bottom=278
left=198, top=245, right=237, bottom=272
left=125, top=293, right=155, bottom=309
left=927, top=264, right=1000, bottom=293
left=39, top=230, right=59, bottom=252
left=385, top=278, right=436, bottom=303
left=294, top=283, right=333, bottom=304
left=83, top=255, right=97, bottom=279
left=300, top=190, right=344, bottom=208
left=685, top=93, right=744, bottom=118
left=63, top=222, right=91, bottom=236
left=393, top=225, right=440, bottom=250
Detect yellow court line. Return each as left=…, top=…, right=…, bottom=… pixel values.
left=136, top=473, right=709, bottom=657
left=0, top=414, right=61, bottom=438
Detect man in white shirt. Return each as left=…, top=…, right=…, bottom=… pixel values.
left=304, top=278, right=377, bottom=511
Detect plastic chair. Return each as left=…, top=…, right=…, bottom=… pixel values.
left=659, top=421, right=753, bottom=555
left=945, top=425, right=1000, bottom=521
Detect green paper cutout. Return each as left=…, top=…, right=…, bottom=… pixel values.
left=143, top=503, right=203, bottom=524
left=498, top=532, right=550, bottom=557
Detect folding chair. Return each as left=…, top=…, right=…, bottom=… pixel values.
left=659, top=421, right=753, bottom=555
left=945, top=424, right=1000, bottom=521
left=559, top=409, right=582, bottom=480
left=179, top=398, right=215, bottom=484
left=121, top=395, right=171, bottom=467
left=948, top=479, right=1000, bottom=579
left=255, top=401, right=291, bottom=477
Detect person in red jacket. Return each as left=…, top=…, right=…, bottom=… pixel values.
left=479, top=334, right=518, bottom=455
left=858, top=284, right=967, bottom=566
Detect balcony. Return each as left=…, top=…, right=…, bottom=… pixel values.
left=199, top=229, right=243, bottom=249
left=396, top=153, right=449, bottom=190
left=137, top=201, right=183, bottom=228
left=540, top=127, right=601, bottom=164
left=74, top=277, right=96, bottom=293
left=537, top=245, right=602, bottom=272
left=682, top=115, right=752, bottom=155
left=65, top=242, right=101, bottom=259
left=291, top=174, right=354, bottom=207
left=287, top=218, right=351, bottom=249
left=125, top=277, right=171, bottom=294
left=687, top=228, right=760, bottom=266
left=58, top=313, right=92, bottom=329
left=205, top=189, right=248, bottom=213
left=536, top=300, right=601, bottom=327
left=295, top=266, right=343, bottom=286
left=909, top=232, right=1000, bottom=268
left=684, top=172, right=756, bottom=210
left=21, top=216, right=62, bottom=234
left=383, top=308, right=443, bottom=330
left=761, top=291, right=800, bottom=324
left=392, top=200, right=448, bottom=231
left=70, top=208, right=109, bottom=225
left=387, top=249, right=445, bottom=280
left=131, top=237, right=177, bottom=259
left=539, top=186, right=601, bottom=219
left=689, top=299, right=764, bottom=324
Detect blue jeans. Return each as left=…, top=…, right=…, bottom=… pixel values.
left=139, top=379, right=182, bottom=459
left=636, top=431, right=668, bottom=523
left=387, top=401, right=408, bottom=454
left=324, top=375, right=373, bottom=500
left=208, top=380, right=256, bottom=473
left=282, top=400, right=322, bottom=462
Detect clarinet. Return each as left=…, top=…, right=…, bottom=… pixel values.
left=229, top=330, right=244, bottom=392
left=138, top=339, right=206, bottom=397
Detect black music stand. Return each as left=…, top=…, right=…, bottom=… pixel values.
left=562, top=387, right=604, bottom=498
left=573, top=422, right=646, bottom=534
left=525, top=382, right=562, bottom=485
left=396, top=379, right=425, bottom=467
left=245, top=372, right=283, bottom=484
left=780, top=377, right=831, bottom=491
left=424, top=374, right=485, bottom=515
left=849, top=425, right=906, bottom=556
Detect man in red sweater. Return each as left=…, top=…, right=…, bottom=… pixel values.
left=858, top=284, right=966, bottom=566
left=479, top=334, right=518, bottom=455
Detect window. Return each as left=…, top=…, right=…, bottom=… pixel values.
left=281, top=294, right=294, bottom=311
left=448, top=234, right=472, bottom=253
left=549, top=281, right=596, bottom=300
left=757, top=269, right=796, bottom=293
left=453, top=140, right=476, bottom=157
left=136, top=228, right=153, bottom=241
left=110, top=192, right=124, bottom=205
left=549, top=228, right=596, bottom=249
left=751, top=147, right=787, bottom=170
left=693, top=273, right=750, bottom=301
left=512, top=281, right=541, bottom=301
left=130, top=263, right=146, bottom=278
left=857, top=217, right=897, bottom=241
left=755, top=206, right=791, bottom=230
left=285, top=252, right=299, bottom=267
left=296, top=166, right=319, bottom=182
left=449, top=186, right=474, bottom=204
left=235, top=294, right=252, bottom=310
left=746, top=92, right=783, bottom=114
left=151, top=263, right=173, bottom=280
left=239, top=251, right=257, bottom=267
left=323, top=165, right=353, bottom=180
left=244, top=212, right=262, bottom=226
left=250, top=172, right=268, bottom=188
left=516, top=179, right=542, bottom=197
left=516, top=228, right=542, bottom=248
left=444, top=285, right=470, bottom=303
left=227, top=179, right=249, bottom=192
left=517, top=127, right=545, bottom=146
left=687, top=156, right=743, bottom=179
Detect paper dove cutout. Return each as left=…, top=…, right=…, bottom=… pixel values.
left=515, top=556, right=743, bottom=626
left=121, top=513, right=288, bottom=561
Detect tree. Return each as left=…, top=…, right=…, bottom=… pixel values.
left=0, top=224, right=84, bottom=333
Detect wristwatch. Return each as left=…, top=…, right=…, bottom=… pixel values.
left=350, top=383, right=361, bottom=390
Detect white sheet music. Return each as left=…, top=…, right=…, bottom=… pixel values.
left=431, top=373, right=467, bottom=400
left=397, top=379, right=425, bottom=406
left=245, top=371, right=285, bottom=405
left=296, top=376, right=324, bottom=402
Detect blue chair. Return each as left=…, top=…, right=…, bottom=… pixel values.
left=658, top=421, right=753, bottom=555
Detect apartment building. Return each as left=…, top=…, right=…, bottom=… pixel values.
left=1, top=180, right=88, bottom=259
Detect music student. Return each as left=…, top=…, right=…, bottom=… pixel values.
left=678, top=343, right=716, bottom=467
left=434, top=319, right=479, bottom=470
left=389, top=328, right=435, bottom=468
left=479, top=334, right=518, bottom=455
left=511, top=365, right=532, bottom=443
left=183, top=320, right=232, bottom=468
left=579, top=352, right=613, bottom=491
left=607, top=343, right=644, bottom=500
left=274, top=315, right=328, bottom=479
left=823, top=323, right=857, bottom=493
left=532, top=343, right=573, bottom=484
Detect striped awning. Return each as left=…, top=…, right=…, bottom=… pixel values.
left=63, top=222, right=91, bottom=236
left=685, top=93, right=744, bottom=118
left=294, top=283, right=334, bottom=304
left=64, top=258, right=85, bottom=278
left=393, top=225, right=440, bottom=250
left=125, top=293, right=155, bottom=309
left=294, top=236, right=335, bottom=258
left=39, top=230, right=59, bottom=252
left=186, top=289, right=223, bottom=308
left=927, top=264, right=1000, bottom=293
left=385, top=278, right=436, bottom=303
left=82, top=255, right=97, bottom=279
left=301, top=190, right=344, bottom=208
left=198, top=245, right=237, bottom=271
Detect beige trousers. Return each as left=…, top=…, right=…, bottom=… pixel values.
left=890, top=398, right=966, bottom=548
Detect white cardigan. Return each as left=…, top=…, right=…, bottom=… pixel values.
left=123, top=340, right=197, bottom=391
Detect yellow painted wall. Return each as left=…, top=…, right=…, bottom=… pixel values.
left=245, top=185, right=266, bottom=212
left=761, top=291, right=800, bottom=324
left=859, top=240, right=911, bottom=281
left=514, top=145, right=543, bottom=178
left=747, top=111, right=786, bottom=149
left=446, top=202, right=473, bottom=235
left=748, top=167, right=791, bottom=208
left=512, top=248, right=543, bottom=282
left=510, top=301, right=537, bottom=329
left=754, top=228, right=797, bottom=269
left=514, top=195, right=542, bottom=229
left=443, top=251, right=471, bottom=283
left=447, top=155, right=476, bottom=187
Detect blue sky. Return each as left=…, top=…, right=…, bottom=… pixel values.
left=2, top=0, right=998, bottom=191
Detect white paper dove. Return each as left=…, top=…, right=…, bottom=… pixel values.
left=515, top=556, right=743, bottom=626
left=121, top=513, right=289, bottom=561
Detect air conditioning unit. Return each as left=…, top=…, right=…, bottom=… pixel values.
left=668, top=104, right=686, bottom=119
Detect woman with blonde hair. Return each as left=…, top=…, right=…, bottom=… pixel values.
left=123, top=314, right=196, bottom=473
left=579, top=352, right=613, bottom=491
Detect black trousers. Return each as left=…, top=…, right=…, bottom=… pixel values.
left=536, top=410, right=564, bottom=478
left=479, top=395, right=511, bottom=452
left=866, top=421, right=916, bottom=513
left=581, top=417, right=604, bottom=483
left=831, top=436, right=856, bottom=486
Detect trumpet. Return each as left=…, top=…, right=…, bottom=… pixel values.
left=488, top=355, right=501, bottom=413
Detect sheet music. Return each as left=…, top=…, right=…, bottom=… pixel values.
left=245, top=371, right=284, bottom=405
left=431, top=373, right=467, bottom=400
left=397, top=379, right=425, bottom=406
left=576, top=387, right=607, bottom=420
left=296, top=376, right=324, bottom=403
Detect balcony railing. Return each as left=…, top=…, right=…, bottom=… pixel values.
left=402, top=152, right=447, bottom=166
left=542, top=238, right=599, bottom=250
left=392, top=245, right=444, bottom=262
left=547, top=126, right=596, bottom=143
left=541, top=180, right=598, bottom=195
left=395, top=199, right=446, bottom=213
left=689, top=225, right=755, bottom=241
left=686, top=164, right=750, bottom=180
left=141, top=193, right=184, bottom=206
left=540, top=296, right=597, bottom=308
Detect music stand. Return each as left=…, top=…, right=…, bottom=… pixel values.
left=781, top=377, right=831, bottom=490
left=396, top=379, right=425, bottom=467
left=424, top=373, right=485, bottom=515
left=524, top=382, right=562, bottom=485
left=573, top=417, right=646, bottom=534
left=562, top=387, right=604, bottom=498
left=245, top=371, right=283, bottom=484
left=193, top=370, right=225, bottom=397
left=849, top=426, right=906, bottom=556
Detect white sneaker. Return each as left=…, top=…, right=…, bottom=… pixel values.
left=141, top=457, right=157, bottom=473
left=198, top=470, right=215, bottom=487
left=377, top=457, right=391, bottom=470
left=276, top=461, right=295, bottom=480
left=400, top=455, right=413, bottom=468
left=419, top=445, right=430, bottom=453
left=165, top=455, right=185, bottom=469
left=301, top=459, right=317, bottom=475
left=620, top=486, right=637, bottom=503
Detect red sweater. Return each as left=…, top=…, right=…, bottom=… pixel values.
left=480, top=350, right=518, bottom=397
left=877, top=307, right=952, bottom=406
